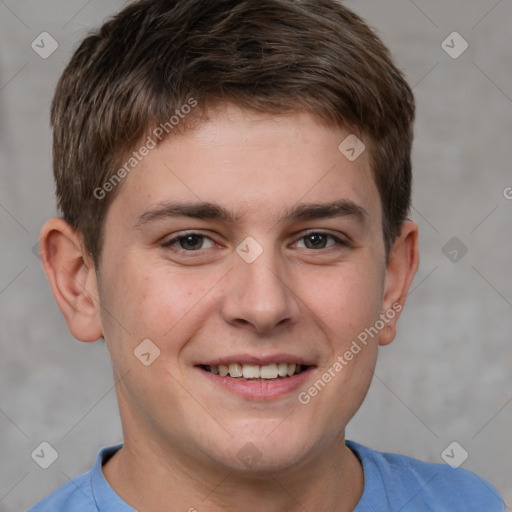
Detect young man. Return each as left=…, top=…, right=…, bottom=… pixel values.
left=30, top=0, right=505, bottom=510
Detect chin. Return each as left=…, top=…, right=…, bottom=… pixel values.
left=225, top=446, right=309, bottom=475
left=207, top=422, right=323, bottom=475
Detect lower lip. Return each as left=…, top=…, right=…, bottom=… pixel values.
left=197, top=367, right=315, bottom=401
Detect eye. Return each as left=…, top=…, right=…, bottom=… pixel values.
left=161, top=230, right=349, bottom=254
left=295, top=232, right=348, bottom=250
left=162, top=232, right=216, bottom=251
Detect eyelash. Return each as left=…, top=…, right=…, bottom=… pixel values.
left=161, top=231, right=350, bottom=253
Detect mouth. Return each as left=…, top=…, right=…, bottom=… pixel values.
left=199, top=362, right=309, bottom=380
left=195, top=359, right=315, bottom=400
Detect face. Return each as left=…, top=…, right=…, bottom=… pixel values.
left=95, top=105, right=391, bottom=473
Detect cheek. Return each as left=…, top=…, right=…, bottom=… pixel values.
left=315, top=261, right=384, bottom=410
left=310, top=260, right=384, bottom=339
left=99, top=256, right=221, bottom=350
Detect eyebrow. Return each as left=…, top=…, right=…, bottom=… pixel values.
left=134, top=199, right=369, bottom=228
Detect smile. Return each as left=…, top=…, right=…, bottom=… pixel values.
left=201, top=363, right=307, bottom=379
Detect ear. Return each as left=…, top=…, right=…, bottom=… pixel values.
left=39, top=218, right=103, bottom=342
left=378, top=221, right=419, bottom=346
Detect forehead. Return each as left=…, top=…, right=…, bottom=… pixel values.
left=106, top=105, right=381, bottom=230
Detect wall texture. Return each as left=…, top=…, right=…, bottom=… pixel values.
left=0, top=0, right=511, bottom=510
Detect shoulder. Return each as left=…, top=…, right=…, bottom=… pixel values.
left=26, top=471, right=96, bottom=512
left=347, top=440, right=505, bottom=512
left=27, top=444, right=124, bottom=512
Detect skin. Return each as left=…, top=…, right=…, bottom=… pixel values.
left=41, top=104, right=419, bottom=512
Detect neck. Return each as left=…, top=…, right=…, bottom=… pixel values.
left=103, top=429, right=363, bottom=512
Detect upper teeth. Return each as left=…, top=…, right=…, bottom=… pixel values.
left=208, top=363, right=301, bottom=379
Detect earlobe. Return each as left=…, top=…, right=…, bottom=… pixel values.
left=39, top=218, right=103, bottom=342
left=378, top=221, right=419, bottom=346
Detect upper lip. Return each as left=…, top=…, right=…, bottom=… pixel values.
left=197, top=354, right=315, bottom=366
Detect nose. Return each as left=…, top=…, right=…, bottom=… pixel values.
left=220, top=241, right=302, bottom=335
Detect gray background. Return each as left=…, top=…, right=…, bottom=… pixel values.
left=1, top=0, right=511, bottom=510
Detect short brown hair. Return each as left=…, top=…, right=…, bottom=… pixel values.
left=51, top=0, right=415, bottom=267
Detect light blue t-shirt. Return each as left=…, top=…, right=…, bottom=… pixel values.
left=27, top=441, right=505, bottom=511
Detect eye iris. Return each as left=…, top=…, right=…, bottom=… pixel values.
left=180, top=235, right=203, bottom=250
left=306, top=234, right=327, bottom=249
